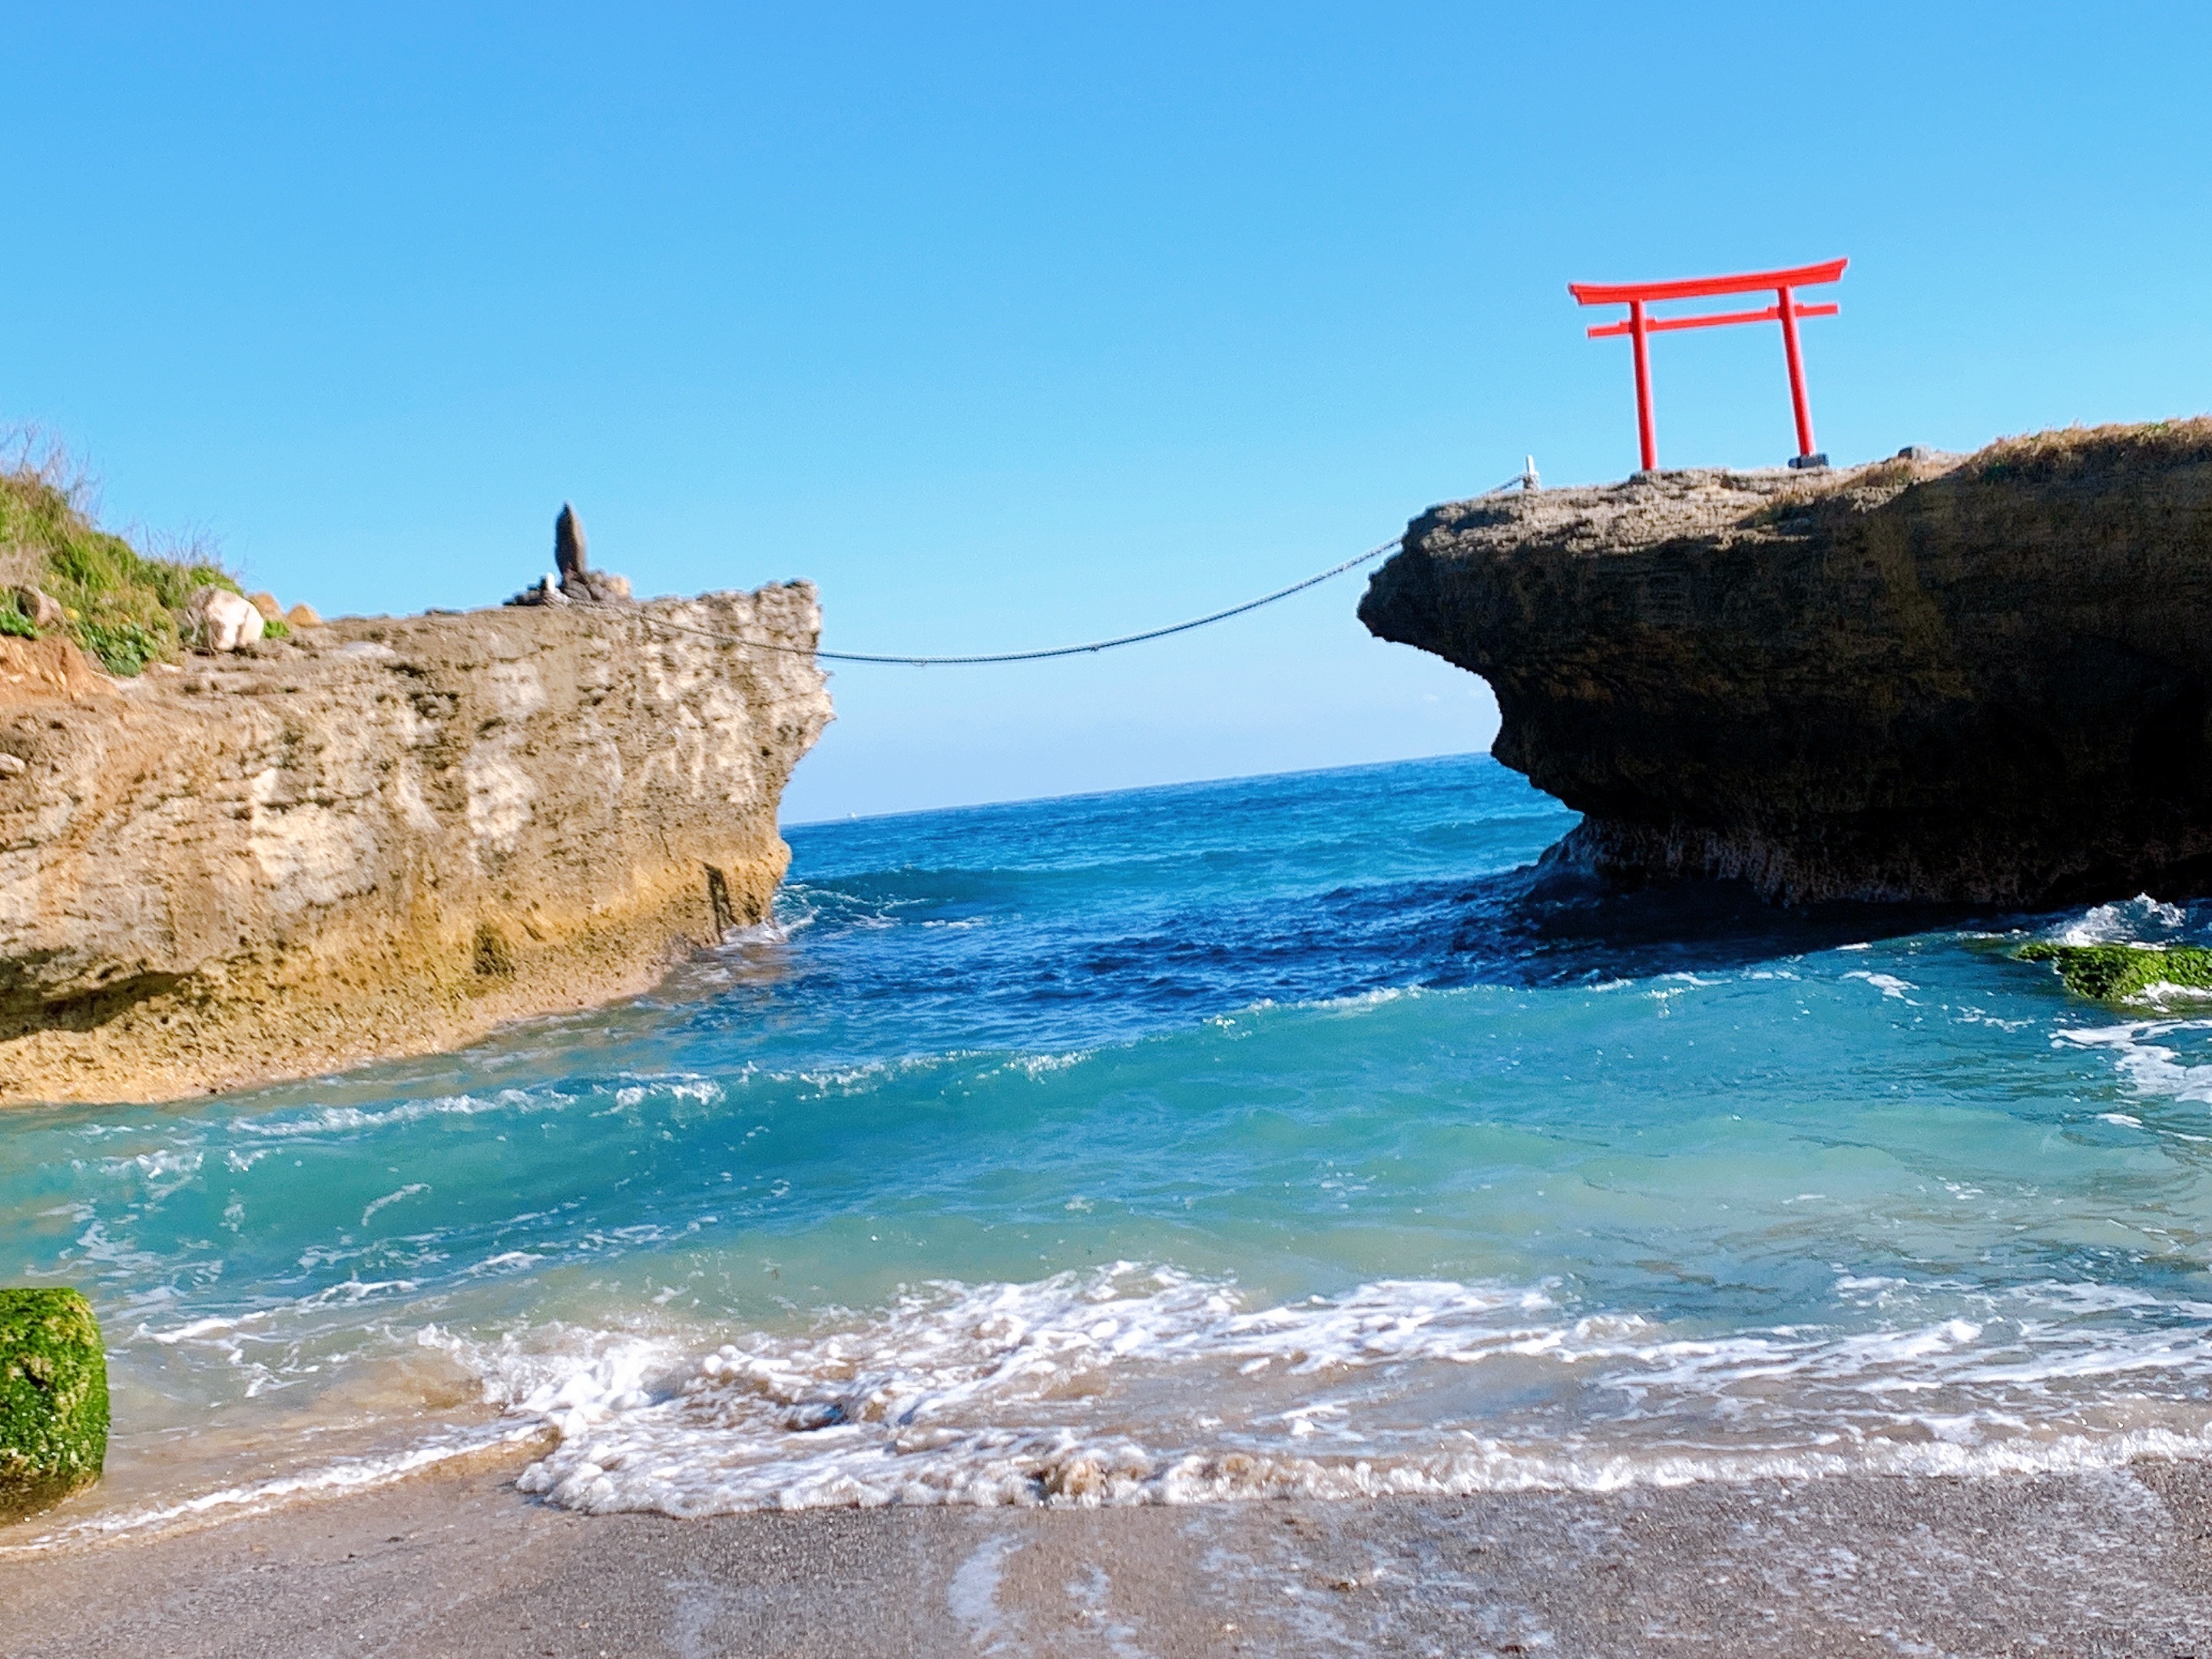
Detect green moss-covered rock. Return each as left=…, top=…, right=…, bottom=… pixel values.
left=0, top=1288, right=108, bottom=1521
left=2018, top=942, right=2212, bottom=1002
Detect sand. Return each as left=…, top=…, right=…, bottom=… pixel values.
left=6, top=1453, right=2212, bottom=1656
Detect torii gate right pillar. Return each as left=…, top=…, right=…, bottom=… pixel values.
left=1776, top=284, right=1817, bottom=462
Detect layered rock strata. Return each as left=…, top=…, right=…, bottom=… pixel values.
left=0, top=588, right=830, bottom=1104
left=1359, top=423, right=2212, bottom=906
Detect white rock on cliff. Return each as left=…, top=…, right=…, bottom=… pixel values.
left=183, top=587, right=265, bottom=652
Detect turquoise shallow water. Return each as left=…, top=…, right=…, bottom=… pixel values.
left=8, top=753, right=2212, bottom=1531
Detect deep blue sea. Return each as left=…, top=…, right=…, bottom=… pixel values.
left=9, top=752, right=2212, bottom=1536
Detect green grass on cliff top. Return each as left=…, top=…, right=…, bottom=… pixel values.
left=2018, top=941, right=2212, bottom=1002
left=0, top=444, right=246, bottom=675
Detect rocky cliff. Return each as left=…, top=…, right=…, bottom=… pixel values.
left=0, top=589, right=830, bottom=1104
left=1359, top=422, right=2212, bottom=906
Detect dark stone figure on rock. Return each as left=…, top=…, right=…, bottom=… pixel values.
left=555, top=502, right=587, bottom=587
left=508, top=503, right=634, bottom=608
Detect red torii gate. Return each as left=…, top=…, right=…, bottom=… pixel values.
left=1568, top=257, right=1846, bottom=473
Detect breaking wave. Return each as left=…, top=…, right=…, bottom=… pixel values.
left=426, top=1264, right=2212, bottom=1515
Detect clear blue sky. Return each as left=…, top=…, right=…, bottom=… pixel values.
left=5, top=5, right=2208, bottom=820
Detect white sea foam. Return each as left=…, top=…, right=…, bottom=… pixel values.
left=123, top=1147, right=203, bottom=1183
left=2134, top=980, right=2212, bottom=1008
left=1843, top=971, right=1919, bottom=1002
left=233, top=1087, right=567, bottom=1140
left=787, top=1052, right=969, bottom=1098
left=2051, top=896, right=2188, bottom=946
left=360, top=1183, right=430, bottom=1226
left=1005, top=1049, right=1091, bottom=1080
left=1306, top=986, right=1417, bottom=1011
left=214, top=1072, right=733, bottom=1144
left=144, top=1315, right=247, bottom=1346
left=417, top=1267, right=2212, bottom=1518
left=469, top=1250, right=548, bottom=1274
left=2056, top=1019, right=2212, bottom=1106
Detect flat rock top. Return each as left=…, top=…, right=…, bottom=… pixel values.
left=1414, top=452, right=1971, bottom=558
left=65, top=588, right=817, bottom=710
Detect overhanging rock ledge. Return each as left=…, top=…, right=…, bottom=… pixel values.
left=1359, top=423, right=2212, bottom=907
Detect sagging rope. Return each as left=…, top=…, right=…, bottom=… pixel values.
left=635, top=535, right=1406, bottom=665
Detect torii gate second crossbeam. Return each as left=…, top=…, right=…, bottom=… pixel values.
left=1568, top=258, right=1846, bottom=473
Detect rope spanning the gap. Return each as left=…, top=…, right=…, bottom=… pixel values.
left=635, top=535, right=1406, bottom=665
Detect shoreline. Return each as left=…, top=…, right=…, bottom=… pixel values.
left=8, top=1452, right=2212, bottom=1654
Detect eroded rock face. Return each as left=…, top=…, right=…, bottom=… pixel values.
left=0, top=587, right=830, bottom=1104
left=1359, top=425, right=2212, bottom=906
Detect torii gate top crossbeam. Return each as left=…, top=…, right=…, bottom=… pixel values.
left=1567, top=258, right=1849, bottom=309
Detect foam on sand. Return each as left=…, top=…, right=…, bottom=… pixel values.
left=416, top=1265, right=2212, bottom=1516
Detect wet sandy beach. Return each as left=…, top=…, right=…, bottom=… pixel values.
left=8, top=1455, right=2212, bottom=1657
